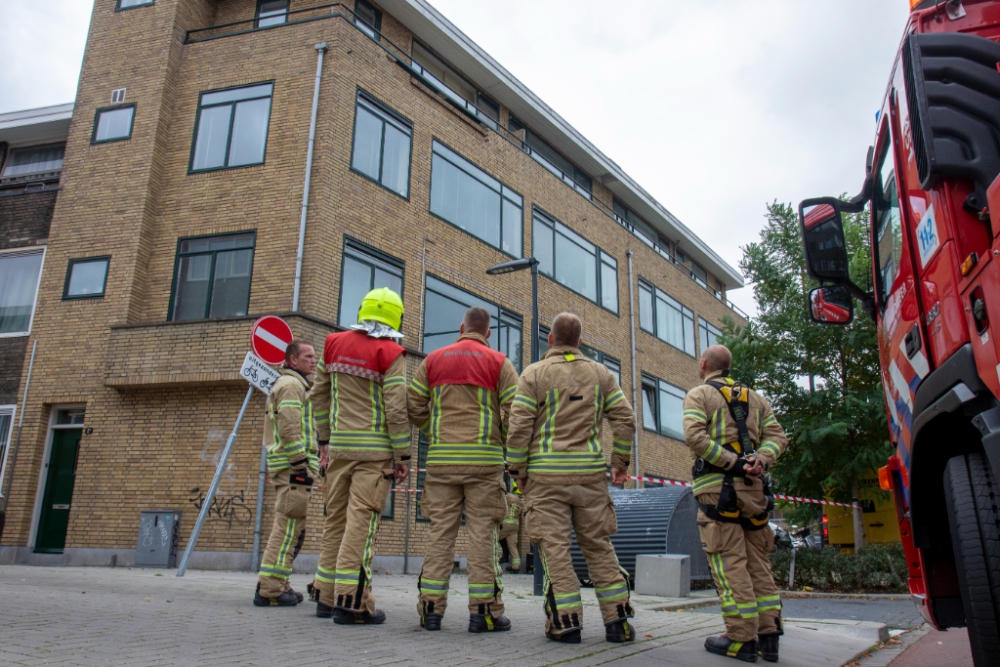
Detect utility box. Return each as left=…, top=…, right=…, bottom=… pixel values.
left=635, top=554, right=690, bottom=598
left=135, top=510, right=180, bottom=568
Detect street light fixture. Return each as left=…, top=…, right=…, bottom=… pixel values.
left=486, top=256, right=542, bottom=595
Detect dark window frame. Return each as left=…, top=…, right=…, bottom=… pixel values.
left=255, top=0, right=289, bottom=28
left=62, top=256, right=111, bottom=301
left=410, top=40, right=500, bottom=129
left=349, top=90, right=414, bottom=200
left=336, top=237, right=405, bottom=328
left=188, top=81, right=274, bottom=175
left=0, top=142, right=66, bottom=179
left=423, top=273, right=524, bottom=371
left=90, top=104, right=136, bottom=145
left=509, top=116, right=592, bottom=199
left=353, top=0, right=382, bottom=40
left=637, top=278, right=696, bottom=357
left=166, top=230, right=256, bottom=322
left=698, top=317, right=722, bottom=355
left=641, top=373, right=686, bottom=440
left=532, top=206, right=618, bottom=315
left=429, top=138, right=524, bottom=259
left=115, top=0, right=154, bottom=10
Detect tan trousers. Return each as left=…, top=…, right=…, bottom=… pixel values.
left=525, top=479, right=633, bottom=635
left=314, top=458, right=392, bottom=612
left=257, top=469, right=310, bottom=598
left=417, top=469, right=507, bottom=618
left=697, top=489, right=782, bottom=642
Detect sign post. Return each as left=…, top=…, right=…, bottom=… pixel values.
left=177, top=318, right=293, bottom=577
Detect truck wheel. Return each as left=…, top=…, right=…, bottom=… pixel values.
left=943, top=452, right=1000, bottom=666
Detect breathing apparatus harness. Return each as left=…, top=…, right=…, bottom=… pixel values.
left=692, top=373, right=773, bottom=531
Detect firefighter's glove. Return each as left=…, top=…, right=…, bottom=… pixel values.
left=731, top=456, right=763, bottom=479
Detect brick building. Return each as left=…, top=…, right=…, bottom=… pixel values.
left=0, top=0, right=745, bottom=571
left=0, top=103, right=73, bottom=539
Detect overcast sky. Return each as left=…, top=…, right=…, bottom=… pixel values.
left=0, top=0, right=910, bottom=315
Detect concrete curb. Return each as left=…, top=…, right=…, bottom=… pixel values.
left=786, top=617, right=890, bottom=645
left=781, top=590, right=909, bottom=600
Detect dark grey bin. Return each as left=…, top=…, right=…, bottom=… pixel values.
left=135, top=510, right=180, bottom=568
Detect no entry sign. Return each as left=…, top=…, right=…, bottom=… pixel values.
left=251, top=315, right=293, bottom=365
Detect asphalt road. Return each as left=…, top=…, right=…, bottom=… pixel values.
left=691, top=596, right=925, bottom=630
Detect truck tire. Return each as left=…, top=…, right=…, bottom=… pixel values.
left=943, top=452, right=1000, bottom=667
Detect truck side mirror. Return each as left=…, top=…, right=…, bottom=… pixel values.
left=800, top=197, right=850, bottom=282
left=809, top=286, right=854, bottom=325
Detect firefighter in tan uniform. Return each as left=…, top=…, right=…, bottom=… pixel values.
left=684, top=345, right=788, bottom=663
left=407, top=307, right=519, bottom=633
left=310, top=288, right=411, bottom=624
left=497, top=488, right=522, bottom=572
left=254, top=340, right=320, bottom=607
left=506, top=313, right=637, bottom=644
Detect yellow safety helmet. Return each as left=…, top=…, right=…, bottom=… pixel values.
left=358, top=287, right=404, bottom=331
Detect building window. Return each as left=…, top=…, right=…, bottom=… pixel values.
left=351, top=93, right=412, bottom=198
left=255, top=0, right=288, bottom=27
left=0, top=406, right=15, bottom=506
left=117, top=0, right=153, bottom=9
left=538, top=326, right=620, bottom=382
left=642, top=374, right=685, bottom=440
left=509, top=116, right=591, bottom=199
left=423, top=275, right=522, bottom=371
left=354, top=0, right=381, bottom=39
left=675, top=247, right=710, bottom=290
left=338, top=240, right=404, bottom=328
left=190, top=83, right=273, bottom=173
left=638, top=280, right=695, bottom=356
left=430, top=140, right=523, bottom=257
left=0, top=249, right=44, bottom=337
left=533, top=208, right=617, bottom=312
left=63, top=257, right=110, bottom=300
left=91, top=105, right=135, bottom=144
left=169, top=233, right=255, bottom=321
left=613, top=197, right=673, bottom=262
left=699, top=317, right=722, bottom=354
left=0, top=143, right=65, bottom=180
left=410, top=42, right=499, bottom=129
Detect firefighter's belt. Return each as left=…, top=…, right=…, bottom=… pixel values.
left=699, top=501, right=771, bottom=531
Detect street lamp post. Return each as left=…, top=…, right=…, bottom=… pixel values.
left=486, top=257, right=543, bottom=596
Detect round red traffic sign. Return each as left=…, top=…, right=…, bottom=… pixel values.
left=251, top=316, right=294, bottom=365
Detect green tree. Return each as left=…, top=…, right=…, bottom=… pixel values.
left=721, top=201, right=891, bottom=530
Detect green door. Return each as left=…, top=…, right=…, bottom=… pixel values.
left=34, top=429, right=81, bottom=553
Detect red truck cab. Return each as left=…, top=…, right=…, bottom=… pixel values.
left=799, top=2, right=1000, bottom=664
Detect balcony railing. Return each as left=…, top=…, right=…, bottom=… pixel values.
left=183, top=2, right=748, bottom=320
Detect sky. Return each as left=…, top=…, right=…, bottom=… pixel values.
left=0, top=0, right=911, bottom=315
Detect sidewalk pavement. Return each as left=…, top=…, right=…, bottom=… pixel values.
left=0, top=566, right=883, bottom=666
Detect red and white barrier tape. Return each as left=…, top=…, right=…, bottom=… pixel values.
left=326, top=471, right=856, bottom=506
left=610, top=472, right=859, bottom=509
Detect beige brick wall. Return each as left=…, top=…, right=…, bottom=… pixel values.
left=0, top=0, right=745, bottom=561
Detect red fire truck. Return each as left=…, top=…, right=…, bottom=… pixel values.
left=798, top=1, right=1000, bottom=664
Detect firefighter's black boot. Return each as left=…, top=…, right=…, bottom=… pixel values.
left=704, top=635, right=758, bottom=662
left=757, top=633, right=779, bottom=662
left=546, top=628, right=582, bottom=644
left=605, top=619, right=635, bottom=643
left=469, top=614, right=511, bottom=633
left=253, top=583, right=299, bottom=607
left=333, top=608, right=387, bottom=625
left=287, top=587, right=304, bottom=604
left=421, top=612, right=443, bottom=631
left=316, top=601, right=334, bottom=618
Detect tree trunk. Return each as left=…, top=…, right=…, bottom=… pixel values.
left=852, top=477, right=867, bottom=550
